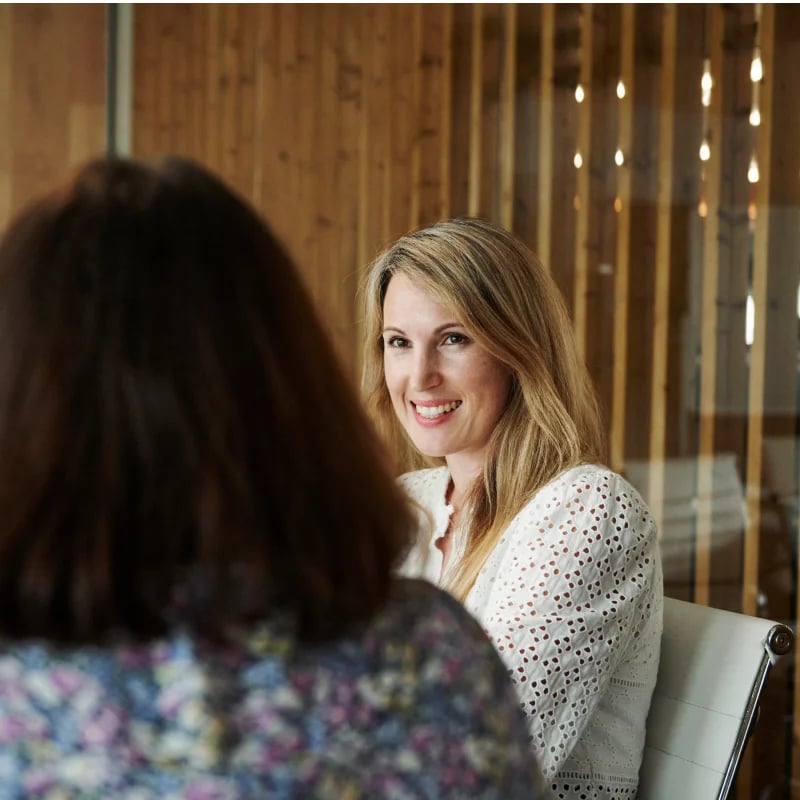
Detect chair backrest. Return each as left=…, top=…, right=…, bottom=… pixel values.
left=638, top=597, right=793, bottom=800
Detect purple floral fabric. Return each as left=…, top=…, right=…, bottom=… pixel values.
left=0, top=580, right=546, bottom=799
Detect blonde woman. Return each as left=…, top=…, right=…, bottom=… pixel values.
left=362, top=217, right=663, bottom=800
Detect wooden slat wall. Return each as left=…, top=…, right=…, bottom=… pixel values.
left=1, top=5, right=794, bottom=797
left=610, top=5, right=635, bottom=474
left=0, top=5, right=106, bottom=230
left=572, top=4, right=593, bottom=366
left=647, top=4, right=677, bottom=536
left=694, top=4, right=725, bottom=608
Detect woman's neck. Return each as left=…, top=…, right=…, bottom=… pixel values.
left=445, top=456, right=483, bottom=512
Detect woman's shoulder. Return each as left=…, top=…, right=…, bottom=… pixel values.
left=535, top=463, right=649, bottom=506
left=516, top=463, right=655, bottom=533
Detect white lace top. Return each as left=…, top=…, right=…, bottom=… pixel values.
left=398, top=464, right=663, bottom=800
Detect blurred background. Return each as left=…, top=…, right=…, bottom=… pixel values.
left=0, top=4, right=799, bottom=797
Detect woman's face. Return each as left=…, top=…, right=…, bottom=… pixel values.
left=382, top=272, right=512, bottom=477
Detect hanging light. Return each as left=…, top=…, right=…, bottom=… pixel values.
left=750, top=46, right=763, bottom=83
left=614, top=148, right=625, bottom=167
left=747, top=152, right=760, bottom=184
left=745, top=294, right=755, bottom=347
left=575, top=83, right=585, bottom=104
left=699, top=138, right=711, bottom=162
left=749, top=103, right=761, bottom=127
left=573, top=150, right=583, bottom=169
left=616, top=79, right=626, bottom=99
left=701, top=58, right=712, bottom=107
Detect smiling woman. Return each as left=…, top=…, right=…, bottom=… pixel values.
left=361, top=217, right=664, bottom=800
left=382, top=272, right=512, bottom=482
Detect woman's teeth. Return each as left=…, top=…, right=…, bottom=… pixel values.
left=415, top=401, right=462, bottom=419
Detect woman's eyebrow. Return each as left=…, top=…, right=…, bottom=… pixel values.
left=382, top=322, right=462, bottom=334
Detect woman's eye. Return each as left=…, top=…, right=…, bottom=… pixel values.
left=386, top=336, right=409, bottom=348
left=443, top=333, right=468, bottom=345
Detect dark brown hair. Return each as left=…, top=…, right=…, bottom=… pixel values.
left=0, top=156, right=411, bottom=643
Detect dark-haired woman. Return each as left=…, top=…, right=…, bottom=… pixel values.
left=0, top=158, right=547, bottom=799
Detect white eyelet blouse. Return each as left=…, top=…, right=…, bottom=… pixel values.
left=398, top=464, right=663, bottom=800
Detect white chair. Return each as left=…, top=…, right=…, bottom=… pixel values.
left=638, top=597, right=793, bottom=800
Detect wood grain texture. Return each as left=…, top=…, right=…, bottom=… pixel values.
left=0, top=5, right=106, bottom=228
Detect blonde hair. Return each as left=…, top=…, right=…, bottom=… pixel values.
left=361, top=218, right=605, bottom=600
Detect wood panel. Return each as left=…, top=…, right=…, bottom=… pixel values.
left=499, top=4, right=516, bottom=230
left=534, top=4, right=554, bottom=265
left=647, top=4, right=677, bottom=535
left=467, top=4, right=483, bottom=217
left=449, top=5, right=473, bottom=220
left=548, top=5, right=580, bottom=310
left=694, top=4, right=725, bottom=607
left=572, top=3, right=593, bottom=363
left=610, top=5, right=635, bottom=474
left=0, top=5, right=106, bottom=229
left=583, top=3, right=617, bottom=442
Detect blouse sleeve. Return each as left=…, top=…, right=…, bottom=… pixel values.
left=478, top=468, right=660, bottom=780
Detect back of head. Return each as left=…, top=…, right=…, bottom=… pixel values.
left=362, top=217, right=604, bottom=478
left=0, top=156, right=411, bottom=643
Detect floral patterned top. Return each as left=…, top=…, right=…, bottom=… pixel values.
left=0, top=579, right=547, bottom=800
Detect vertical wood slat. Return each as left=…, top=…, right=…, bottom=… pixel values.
left=204, top=5, right=222, bottom=171
left=548, top=7, right=579, bottom=313
left=499, top=4, right=516, bottom=230
left=743, top=5, right=774, bottom=620
left=294, top=6, right=319, bottom=294
left=417, top=5, right=447, bottom=227
left=316, top=3, right=342, bottom=327
left=237, top=6, right=257, bottom=205
left=219, top=5, right=242, bottom=194
left=387, top=4, right=415, bottom=242
left=694, top=4, right=725, bottom=607
left=157, top=6, right=178, bottom=155
left=467, top=4, right=483, bottom=217
left=511, top=4, right=540, bottom=248
left=132, top=8, right=155, bottom=154
left=648, top=4, right=678, bottom=533
left=273, top=6, right=297, bottom=248
left=356, top=4, right=375, bottom=273
left=742, top=9, right=779, bottom=794
left=448, top=7, right=473, bottom=219
left=439, top=4, right=454, bottom=221
left=251, top=4, right=273, bottom=212
left=536, top=4, right=555, bottom=268
left=170, top=5, right=189, bottom=160
left=378, top=6, right=393, bottom=246
left=64, top=6, right=106, bottom=166
left=609, top=4, right=635, bottom=475
left=0, top=4, right=11, bottom=227
left=187, top=4, right=208, bottom=165
left=335, top=5, right=363, bottom=379
left=478, top=6, right=501, bottom=222
left=573, top=3, right=593, bottom=364
left=408, top=5, right=423, bottom=229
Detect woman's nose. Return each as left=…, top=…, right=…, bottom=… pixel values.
left=410, top=349, right=441, bottom=391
